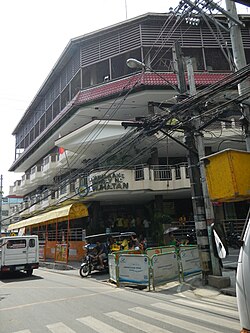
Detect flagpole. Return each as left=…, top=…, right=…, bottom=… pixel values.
left=125, top=0, right=128, bottom=19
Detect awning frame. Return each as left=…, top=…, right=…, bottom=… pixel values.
left=8, top=203, right=88, bottom=231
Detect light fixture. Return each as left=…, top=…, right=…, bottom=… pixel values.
left=126, top=58, right=146, bottom=69
left=126, top=58, right=180, bottom=92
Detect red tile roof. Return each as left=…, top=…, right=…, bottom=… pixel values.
left=75, top=72, right=229, bottom=106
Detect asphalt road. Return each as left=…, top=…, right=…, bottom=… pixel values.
left=0, top=267, right=240, bottom=333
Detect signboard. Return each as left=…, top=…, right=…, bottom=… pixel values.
left=55, top=243, right=68, bottom=263
left=151, top=252, right=179, bottom=288
left=118, top=254, right=149, bottom=285
left=180, top=246, right=201, bottom=277
left=108, top=253, right=117, bottom=282
left=39, top=244, right=45, bottom=260
left=90, top=172, right=129, bottom=192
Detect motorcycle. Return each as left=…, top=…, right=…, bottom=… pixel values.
left=186, top=228, right=197, bottom=245
left=226, top=221, right=242, bottom=249
left=226, top=230, right=242, bottom=249
left=79, top=231, right=136, bottom=278
left=79, top=243, right=109, bottom=278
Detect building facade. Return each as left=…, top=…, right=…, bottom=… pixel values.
left=1, top=195, right=23, bottom=234
left=7, top=13, right=250, bottom=261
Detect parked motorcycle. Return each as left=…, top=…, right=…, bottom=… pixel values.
left=186, top=228, right=197, bottom=245
left=226, top=221, right=242, bottom=249
left=79, top=243, right=109, bottom=278
left=226, top=230, right=242, bottom=249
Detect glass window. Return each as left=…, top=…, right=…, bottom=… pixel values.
left=7, top=239, right=26, bottom=249
left=29, top=239, right=36, bottom=247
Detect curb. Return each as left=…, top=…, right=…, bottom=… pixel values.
left=186, top=275, right=236, bottom=297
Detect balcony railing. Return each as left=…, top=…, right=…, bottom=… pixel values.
left=42, top=153, right=59, bottom=177
left=11, top=163, right=191, bottom=214
left=30, top=165, right=43, bottom=184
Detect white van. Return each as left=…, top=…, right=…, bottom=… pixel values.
left=0, top=235, right=39, bottom=276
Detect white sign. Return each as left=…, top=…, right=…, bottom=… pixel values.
left=118, top=254, right=149, bottom=285
left=152, top=252, right=179, bottom=287
left=180, top=247, right=201, bottom=276
left=108, top=254, right=117, bottom=282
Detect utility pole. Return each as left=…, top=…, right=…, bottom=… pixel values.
left=186, top=58, right=221, bottom=276
left=173, top=42, right=221, bottom=280
left=225, top=0, right=250, bottom=151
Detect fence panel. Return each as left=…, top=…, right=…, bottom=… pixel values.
left=108, top=253, right=118, bottom=283
left=179, top=246, right=201, bottom=280
left=151, top=252, right=179, bottom=290
left=118, top=254, right=150, bottom=287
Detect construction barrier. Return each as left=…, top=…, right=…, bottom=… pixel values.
left=151, top=251, right=179, bottom=290
left=118, top=254, right=150, bottom=288
left=109, top=245, right=201, bottom=290
left=179, top=246, right=201, bottom=280
left=146, top=245, right=175, bottom=258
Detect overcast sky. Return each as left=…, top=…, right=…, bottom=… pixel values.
left=0, top=0, right=248, bottom=195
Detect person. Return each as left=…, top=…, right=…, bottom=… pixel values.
left=130, top=234, right=140, bottom=250
left=95, top=241, right=108, bottom=269
left=139, top=235, right=147, bottom=251
left=179, top=214, right=186, bottom=225
left=109, top=238, right=120, bottom=252
left=142, top=218, right=151, bottom=237
left=165, top=232, right=178, bottom=246
left=120, top=237, right=129, bottom=250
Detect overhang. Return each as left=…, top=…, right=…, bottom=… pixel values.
left=7, top=203, right=89, bottom=231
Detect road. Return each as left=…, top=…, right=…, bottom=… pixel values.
left=0, top=267, right=240, bottom=333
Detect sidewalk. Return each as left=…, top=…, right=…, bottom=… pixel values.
left=39, top=260, right=237, bottom=297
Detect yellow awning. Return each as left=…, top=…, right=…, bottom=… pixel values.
left=8, top=203, right=89, bottom=231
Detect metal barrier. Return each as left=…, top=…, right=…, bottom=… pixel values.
left=109, top=245, right=201, bottom=290
left=179, top=246, right=202, bottom=281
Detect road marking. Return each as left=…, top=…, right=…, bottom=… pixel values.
left=77, top=316, right=125, bottom=333
left=130, top=306, right=220, bottom=333
left=106, top=311, right=172, bottom=333
left=12, top=330, right=31, bottom=333
left=170, top=298, right=239, bottom=318
left=47, top=322, right=76, bottom=333
left=152, top=302, right=240, bottom=330
left=0, top=288, right=122, bottom=312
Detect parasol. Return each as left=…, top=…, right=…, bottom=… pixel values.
left=164, top=227, right=179, bottom=234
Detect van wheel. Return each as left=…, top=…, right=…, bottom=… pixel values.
left=26, top=268, right=33, bottom=276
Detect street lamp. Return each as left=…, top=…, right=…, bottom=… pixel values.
left=126, top=58, right=180, bottom=93
left=126, top=58, right=146, bottom=70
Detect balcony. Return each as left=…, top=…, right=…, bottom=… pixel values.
left=86, top=163, right=191, bottom=201
left=42, top=154, right=59, bottom=180
left=20, top=173, right=31, bottom=191
left=12, top=180, right=22, bottom=195
left=30, top=164, right=43, bottom=185
left=58, top=150, right=80, bottom=168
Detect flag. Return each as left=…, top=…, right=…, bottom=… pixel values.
left=58, top=133, right=65, bottom=154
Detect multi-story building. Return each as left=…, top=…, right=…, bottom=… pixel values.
left=1, top=195, right=23, bottom=234
left=7, top=12, right=250, bottom=262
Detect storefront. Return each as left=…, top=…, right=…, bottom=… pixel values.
left=7, top=203, right=89, bottom=264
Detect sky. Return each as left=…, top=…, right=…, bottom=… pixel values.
left=0, top=0, right=248, bottom=195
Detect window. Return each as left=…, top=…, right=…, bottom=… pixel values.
left=29, top=239, right=36, bottom=248
left=7, top=239, right=26, bottom=249
left=2, top=210, right=9, bottom=216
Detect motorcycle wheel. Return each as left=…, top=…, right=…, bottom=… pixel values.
left=79, top=264, right=91, bottom=277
